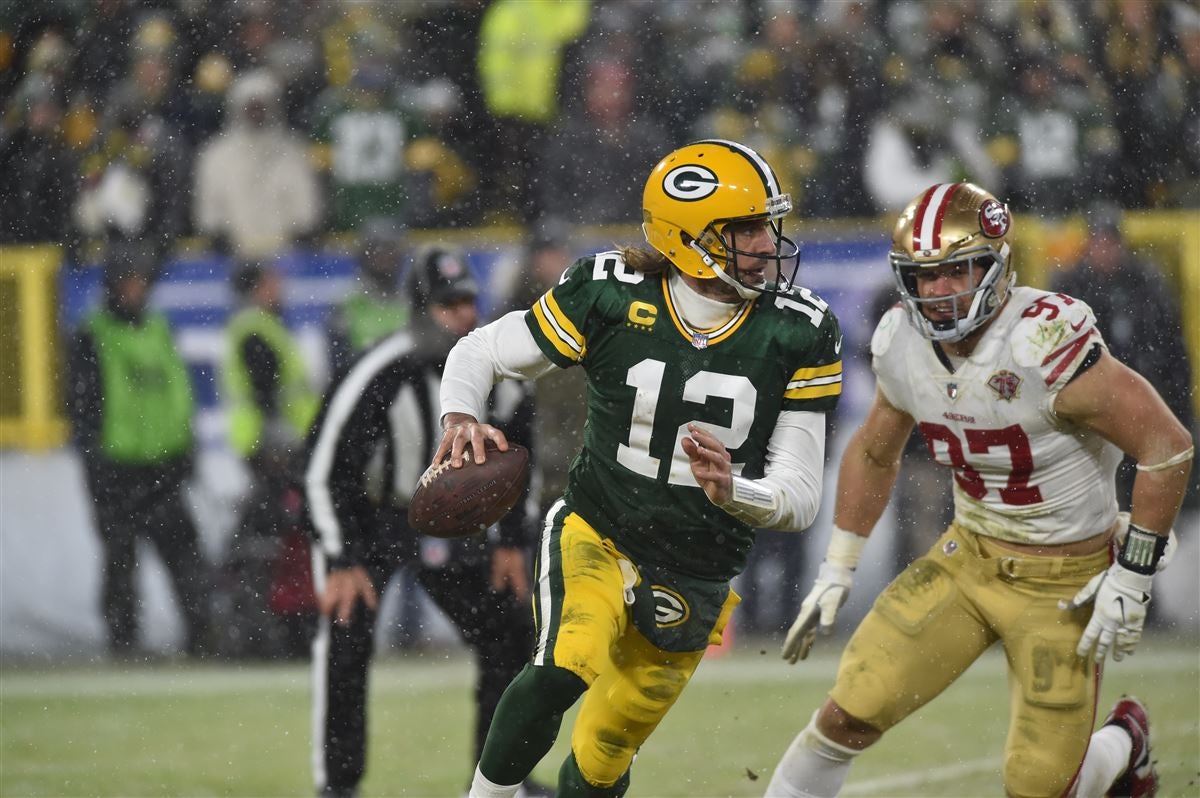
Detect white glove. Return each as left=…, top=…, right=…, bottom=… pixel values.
left=1060, top=563, right=1153, bottom=663
left=782, top=562, right=854, bottom=664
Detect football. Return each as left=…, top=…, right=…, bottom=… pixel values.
left=407, top=441, right=530, bottom=539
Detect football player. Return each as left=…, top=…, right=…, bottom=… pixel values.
left=766, top=183, right=1192, bottom=798
left=432, top=140, right=843, bottom=797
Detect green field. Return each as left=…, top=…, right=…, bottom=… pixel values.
left=2, top=635, right=1197, bottom=797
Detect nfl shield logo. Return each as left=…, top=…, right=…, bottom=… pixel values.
left=691, top=332, right=709, bottom=350
left=946, top=382, right=958, bottom=400
left=987, top=370, right=1022, bottom=401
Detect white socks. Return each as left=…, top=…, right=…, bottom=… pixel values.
left=1073, top=725, right=1133, bottom=798
left=469, top=766, right=522, bottom=798
left=765, top=712, right=860, bottom=798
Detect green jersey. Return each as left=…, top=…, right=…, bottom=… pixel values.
left=524, top=252, right=842, bottom=580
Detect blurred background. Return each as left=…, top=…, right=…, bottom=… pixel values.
left=1, top=0, right=1197, bottom=663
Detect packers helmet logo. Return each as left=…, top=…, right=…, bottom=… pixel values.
left=652, top=586, right=690, bottom=627
left=663, top=165, right=719, bottom=202
left=979, top=199, right=1011, bottom=238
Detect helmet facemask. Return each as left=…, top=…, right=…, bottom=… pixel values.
left=890, top=244, right=1013, bottom=342
left=689, top=214, right=801, bottom=301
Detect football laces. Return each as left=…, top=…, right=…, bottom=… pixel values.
left=418, top=457, right=454, bottom=489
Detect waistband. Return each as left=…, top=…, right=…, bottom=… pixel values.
left=947, top=523, right=1112, bottom=580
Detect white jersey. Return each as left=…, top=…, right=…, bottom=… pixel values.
left=871, top=286, right=1122, bottom=545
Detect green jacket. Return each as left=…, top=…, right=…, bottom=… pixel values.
left=88, top=309, right=193, bottom=463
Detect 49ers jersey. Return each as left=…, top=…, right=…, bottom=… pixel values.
left=525, top=252, right=842, bottom=580
left=872, top=285, right=1122, bottom=545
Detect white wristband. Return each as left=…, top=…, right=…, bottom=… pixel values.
left=826, top=525, right=868, bottom=570
left=717, top=474, right=780, bottom=527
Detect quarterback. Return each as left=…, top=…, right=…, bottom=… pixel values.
left=767, top=183, right=1193, bottom=798
left=433, top=140, right=842, bottom=797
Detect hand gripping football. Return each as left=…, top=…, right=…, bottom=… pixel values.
left=408, top=441, right=530, bottom=539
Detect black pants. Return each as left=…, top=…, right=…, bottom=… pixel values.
left=313, top=541, right=534, bottom=793
left=89, top=473, right=211, bottom=656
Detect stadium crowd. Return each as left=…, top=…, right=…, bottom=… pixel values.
left=3, top=0, right=1200, bottom=257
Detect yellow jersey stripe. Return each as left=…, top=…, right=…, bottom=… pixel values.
left=785, top=383, right=843, bottom=400
left=790, top=361, right=843, bottom=381
left=543, top=290, right=585, bottom=351
left=532, top=300, right=583, bottom=362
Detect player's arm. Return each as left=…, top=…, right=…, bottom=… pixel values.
left=684, top=410, right=826, bottom=531
left=436, top=310, right=556, bottom=467
left=782, top=388, right=915, bottom=663
left=1054, top=348, right=1193, bottom=662
left=1055, top=349, right=1192, bottom=535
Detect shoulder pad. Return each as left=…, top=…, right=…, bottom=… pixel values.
left=870, top=305, right=906, bottom=358
left=1011, top=292, right=1098, bottom=368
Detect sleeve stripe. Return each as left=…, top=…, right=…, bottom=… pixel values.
left=532, top=300, right=582, bottom=362
left=532, top=291, right=585, bottom=361
left=787, top=374, right=842, bottom=390
left=785, top=383, right=842, bottom=400
left=790, top=361, right=842, bottom=381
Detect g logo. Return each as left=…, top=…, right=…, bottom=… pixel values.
left=652, top=586, right=690, bottom=627
left=663, top=165, right=719, bottom=202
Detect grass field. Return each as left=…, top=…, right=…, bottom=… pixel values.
left=2, top=635, right=1197, bottom=797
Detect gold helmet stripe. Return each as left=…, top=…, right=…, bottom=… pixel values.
left=913, top=182, right=962, bottom=253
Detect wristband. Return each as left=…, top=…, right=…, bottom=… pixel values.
left=717, top=474, right=780, bottom=527
left=826, top=525, right=868, bottom=571
left=1116, top=523, right=1169, bottom=575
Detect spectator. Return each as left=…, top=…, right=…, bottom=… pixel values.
left=66, top=239, right=211, bottom=658
left=326, top=220, right=410, bottom=379
left=988, top=54, right=1119, bottom=215
left=1052, top=204, right=1197, bottom=507
left=310, top=24, right=417, bottom=232
left=73, top=94, right=190, bottom=259
left=864, top=83, right=997, bottom=214
left=540, top=58, right=670, bottom=225
left=194, top=69, right=321, bottom=259
left=305, top=248, right=547, bottom=798
left=0, top=76, right=77, bottom=244
left=476, top=0, right=591, bottom=223
left=220, top=262, right=321, bottom=659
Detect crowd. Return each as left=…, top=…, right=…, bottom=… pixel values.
left=3, top=0, right=1200, bottom=258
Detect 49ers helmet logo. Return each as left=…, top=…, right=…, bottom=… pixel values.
left=979, top=199, right=1011, bottom=238
left=652, top=586, right=691, bottom=627
left=663, top=165, right=719, bottom=202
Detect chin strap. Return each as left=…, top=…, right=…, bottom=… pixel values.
left=688, top=241, right=761, bottom=301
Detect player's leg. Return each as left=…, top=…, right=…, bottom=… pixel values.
left=1072, top=697, right=1157, bottom=798
left=562, top=619, right=716, bottom=796
left=992, top=544, right=1110, bottom=798
left=311, top=545, right=392, bottom=797
left=768, top=528, right=997, bottom=797
left=471, top=504, right=624, bottom=797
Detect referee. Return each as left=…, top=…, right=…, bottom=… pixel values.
left=304, top=248, right=546, bottom=797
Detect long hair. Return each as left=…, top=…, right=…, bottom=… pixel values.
left=619, top=246, right=671, bottom=276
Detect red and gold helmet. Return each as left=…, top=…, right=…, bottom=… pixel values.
left=889, top=182, right=1016, bottom=341
left=642, top=139, right=799, bottom=298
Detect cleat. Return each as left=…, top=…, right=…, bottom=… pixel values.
left=1103, top=696, right=1158, bottom=797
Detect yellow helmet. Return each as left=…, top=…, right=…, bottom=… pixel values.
left=889, top=182, right=1016, bottom=341
left=642, top=139, right=798, bottom=297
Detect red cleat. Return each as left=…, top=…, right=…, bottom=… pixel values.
left=1103, top=697, right=1158, bottom=797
